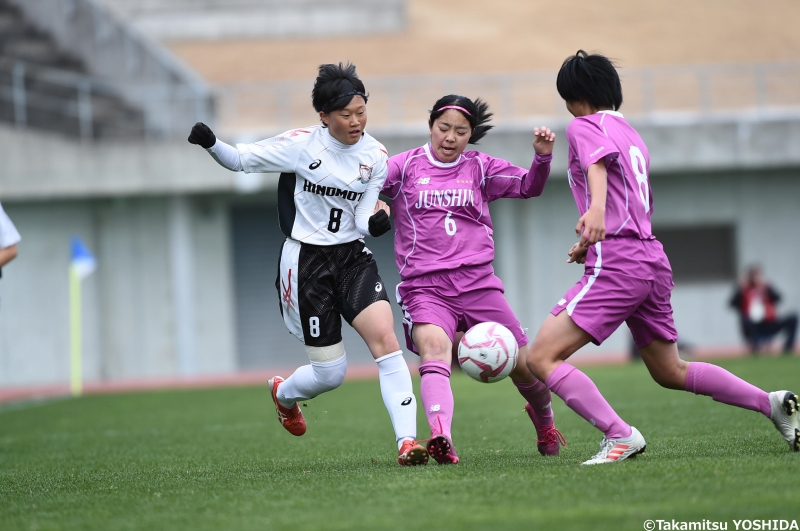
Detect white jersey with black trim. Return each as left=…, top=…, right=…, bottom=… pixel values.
left=230, top=126, right=388, bottom=246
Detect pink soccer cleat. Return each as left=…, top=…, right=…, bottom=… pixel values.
left=426, top=434, right=460, bottom=464
left=525, top=403, right=568, bottom=456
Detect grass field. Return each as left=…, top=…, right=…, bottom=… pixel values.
left=1, top=356, right=799, bottom=531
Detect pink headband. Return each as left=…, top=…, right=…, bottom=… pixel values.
left=437, top=105, right=471, bottom=116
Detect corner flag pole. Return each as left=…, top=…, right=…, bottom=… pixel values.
left=69, top=236, right=96, bottom=397
left=69, top=263, right=83, bottom=396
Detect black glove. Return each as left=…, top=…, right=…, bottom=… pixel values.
left=368, top=210, right=391, bottom=237
left=188, top=122, right=216, bottom=149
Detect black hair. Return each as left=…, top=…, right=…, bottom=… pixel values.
left=428, top=94, right=493, bottom=144
left=556, top=50, right=623, bottom=111
left=311, top=62, right=369, bottom=120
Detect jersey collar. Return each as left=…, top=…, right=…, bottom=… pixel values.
left=596, top=110, right=624, bottom=118
left=423, top=143, right=462, bottom=167
left=324, top=127, right=363, bottom=151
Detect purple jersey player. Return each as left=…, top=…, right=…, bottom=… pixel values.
left=382, top=94, right=566, bottom=464
left=525, top=50, right=799, bottom=465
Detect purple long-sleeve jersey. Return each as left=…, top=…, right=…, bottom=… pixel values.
left=566, top=111, right=654, bottom=239
left=383, top=143, right=552, bottom=281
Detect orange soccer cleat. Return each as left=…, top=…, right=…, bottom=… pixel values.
left=398, top=439, right=429, bottom=466
left=268, top=376, right=307, bottom=436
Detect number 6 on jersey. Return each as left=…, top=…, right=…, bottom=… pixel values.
left=444, top=211, right=457, bottom=236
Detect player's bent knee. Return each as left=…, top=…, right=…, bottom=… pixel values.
left=525, top=355, right=548, bottom=381
left=649, top=364, right=687, bottom=390
left=309, top=353, right=348, bottom=392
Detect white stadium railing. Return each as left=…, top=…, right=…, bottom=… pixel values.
left=0, top=58, right=211, bottom=140
left=216, top=61, right=800, bottom=135
left=3, top=60, right=797, bottom=140
left=4, top=0, right=213, bottom=139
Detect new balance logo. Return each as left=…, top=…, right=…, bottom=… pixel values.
left=416, top=177, right=430, bottom=185
left=429, top=404, right=441, bottom=412
left=558, top=298, right=567, bottom=305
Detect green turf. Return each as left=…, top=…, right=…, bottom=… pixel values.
left=1, top=356, right=799, bottom=531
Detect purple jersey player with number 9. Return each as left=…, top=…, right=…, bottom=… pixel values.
left=383, top=95, right=566, bottom=464
left=525, top=50, right=800, bottom=465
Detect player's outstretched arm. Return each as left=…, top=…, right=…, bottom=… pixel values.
left=188, top=122, right=244, bottom=172
left=532, top=126, right=555, bottom=155
left=188, top=122, right=216, bottom=148
left=513, top=126, right=555, bottom=198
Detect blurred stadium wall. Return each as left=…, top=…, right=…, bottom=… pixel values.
left=1, top=0, right=799, bottom=389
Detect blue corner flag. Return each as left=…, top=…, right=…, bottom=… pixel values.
left=71, top=236, right=96, bottom=280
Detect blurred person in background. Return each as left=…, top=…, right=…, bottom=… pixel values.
left=188, top=62, right=428, bottom=466
left=0, top=200, right=21, bottom=307
left=730, top=265, right=798, bottom=355
left=381, top=94, right=563, bottom=464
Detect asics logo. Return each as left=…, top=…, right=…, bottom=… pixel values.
left=309, top=159, right=322, bottom=170
left=401, top=397, right=412, bottom=406
left=375, top=282, right=383, bottom=292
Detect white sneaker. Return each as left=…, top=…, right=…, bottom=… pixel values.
left=769, top=391, right=800, bottom=451
left=581, top=426, right=647, bottom=465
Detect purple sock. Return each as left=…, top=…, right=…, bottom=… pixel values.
left=685, top=362, right=771, bottom=417
left=514, top=379, right=554, bottom=427
left=419, top=361, right=454, bottom=438
left=546, top=363, right=631, bottom=439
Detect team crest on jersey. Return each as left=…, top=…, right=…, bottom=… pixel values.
left=358, top=163, right=373, bottom=183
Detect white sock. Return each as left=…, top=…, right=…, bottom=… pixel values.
left=375, top=350, right=417, bottom=448
left=277, top=355, right=348, bottom=407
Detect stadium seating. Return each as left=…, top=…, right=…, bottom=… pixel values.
left=0, top=0, right=147, bottom=140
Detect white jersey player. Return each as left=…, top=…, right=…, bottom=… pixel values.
left=189, top=63, right=428, bottom=466
left=0, top=200, right=20, bottom=307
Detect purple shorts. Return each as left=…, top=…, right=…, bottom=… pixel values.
left=551, top=238, right=678, bottom=349
left=396, top=264, right=528, bottom=354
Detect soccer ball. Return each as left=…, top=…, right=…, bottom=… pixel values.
left=458, top=322, right=518, bottom=383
